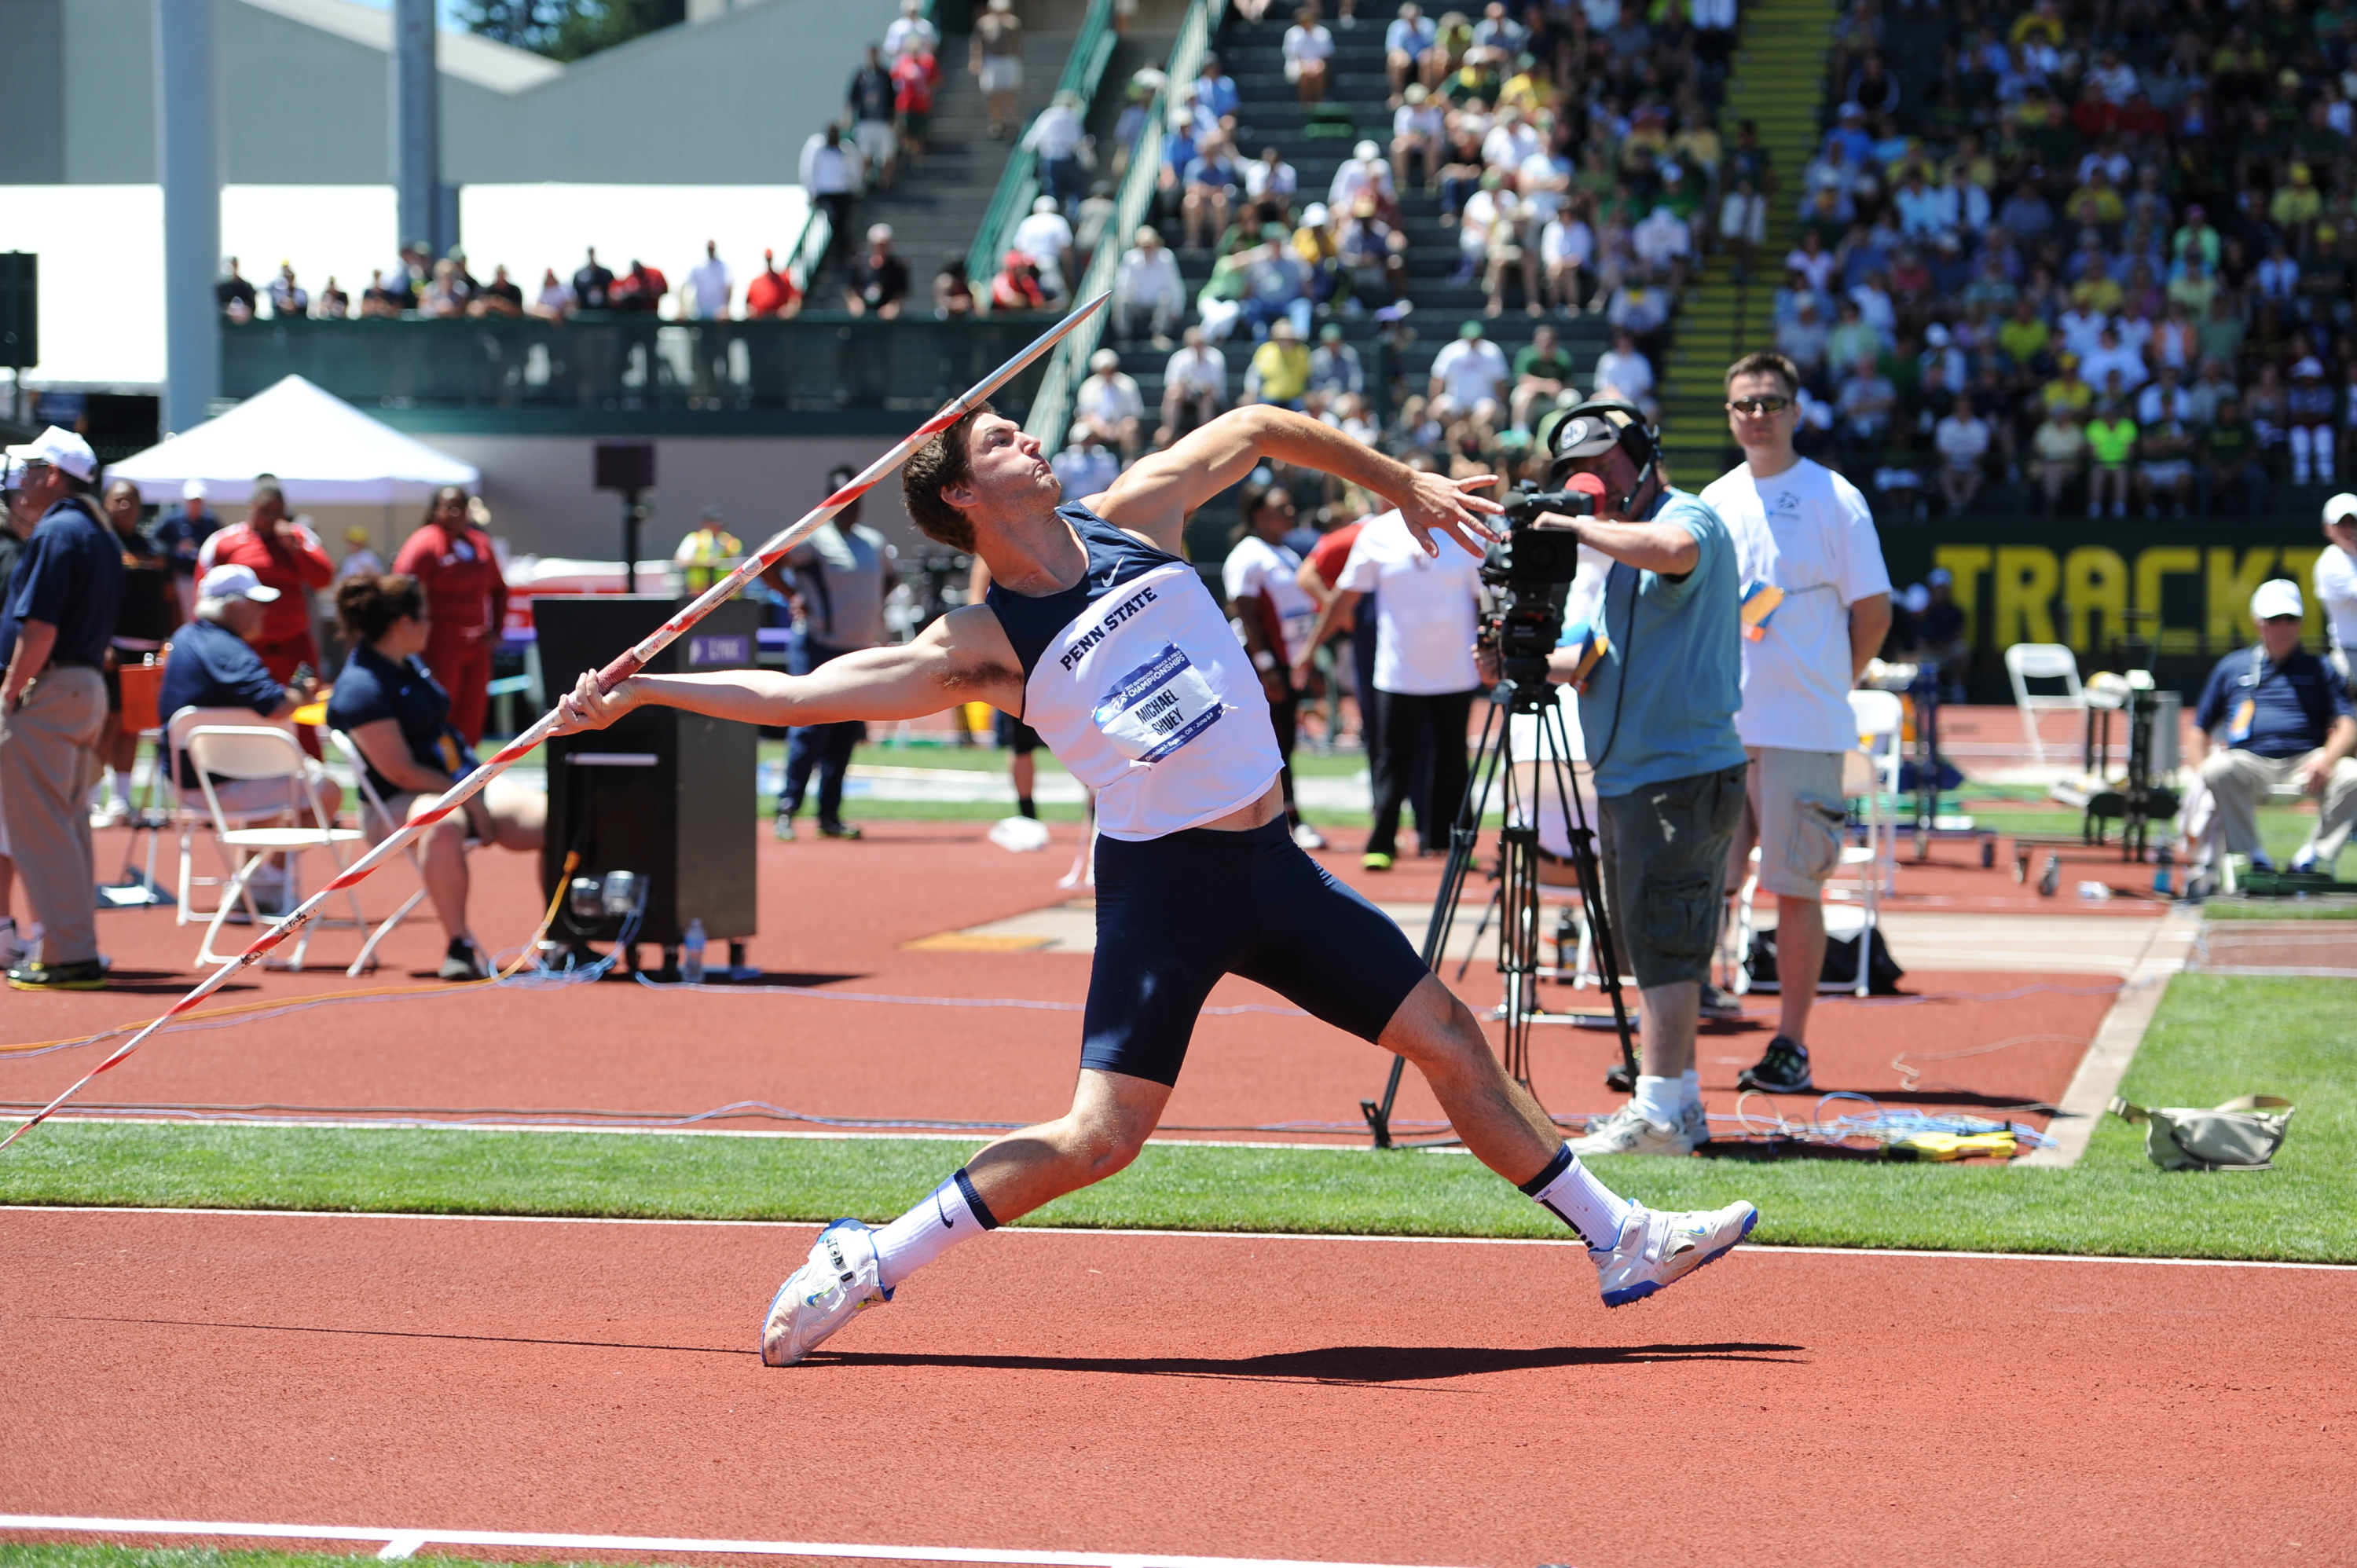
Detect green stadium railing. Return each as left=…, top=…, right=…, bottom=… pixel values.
left=221, top=316, right=1061, bottom=419
left=1021, top=0, right=1229, bottom=454
left=965, top=0, right=1123, bottom=299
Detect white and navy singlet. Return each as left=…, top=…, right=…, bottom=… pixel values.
left=987, top=504, right=1429, bottom=1086
left=986, top=504, right=1283, bottom=841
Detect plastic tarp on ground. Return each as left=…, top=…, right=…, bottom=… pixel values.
left=109, top=375, right=480, bottom=507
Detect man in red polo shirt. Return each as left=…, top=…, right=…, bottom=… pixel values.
left=196, top=478, right=335, bottom=681
left=393, top=486, right=508, bottom=745
left=745, top=250, right=802, bottom=318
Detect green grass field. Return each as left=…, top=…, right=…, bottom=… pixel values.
left=2, top=976, right=2347, bottom=1262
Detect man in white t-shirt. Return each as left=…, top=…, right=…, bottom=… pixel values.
left=1300, top=506, right=1483, bottom=870
left=685, top=240, right=733, bottom=320
left=1699, top=350, right=1892, bottom=1093
left=2318, top=493, right=2357, bottom=694
left=1428, top=319, right=1510, bottom=426
left=1224, top=478, right=1327, bottom=849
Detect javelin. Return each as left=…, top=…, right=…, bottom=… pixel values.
left=0, top=294, right=1109, bottom=1153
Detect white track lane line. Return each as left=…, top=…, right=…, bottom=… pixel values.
left=0, top=1515, right=1470, bottom=1568
left=4, top=1205, right=2349, bottom=1269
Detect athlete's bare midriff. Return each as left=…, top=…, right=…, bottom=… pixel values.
left=1200, top=778, right=1288, bottom=830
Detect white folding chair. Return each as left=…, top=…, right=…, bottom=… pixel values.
left=167, top=705, right=305, bottom=926
left=184, top=721, right=368, bottom=969
left=327, top=726, right=440, bottom=977
left=2003, top=642, right=2085, bottom=766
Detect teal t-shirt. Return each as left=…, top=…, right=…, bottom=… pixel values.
left=1574, top=488, right=1747, bottom=798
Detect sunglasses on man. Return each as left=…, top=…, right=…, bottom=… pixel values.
left=1726, top=396, right=1791, bottom=415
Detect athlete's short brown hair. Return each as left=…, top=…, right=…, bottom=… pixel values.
left=900, top=405, right=992, bottom=551
left=1724, top=351, right=1801, bottom=397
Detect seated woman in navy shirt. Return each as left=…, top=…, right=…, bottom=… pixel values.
left=327, top=572, right=544, bottom=981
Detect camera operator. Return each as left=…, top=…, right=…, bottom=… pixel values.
left=1699, top=351, right=1891, bottom=1094
left=1527, top=402, right=1747, bottom=1157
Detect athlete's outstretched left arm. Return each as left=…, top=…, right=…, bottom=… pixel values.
left=551, top=605, right=1025, bottom=736
left=1093, top=405, right=1502, bottom=557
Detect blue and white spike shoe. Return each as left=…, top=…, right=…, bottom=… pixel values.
left=761, top=1218, right=893, bottom=1366
left=1590, top=1200, right=1758, bottom=1308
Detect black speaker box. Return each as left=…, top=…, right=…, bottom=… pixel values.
left=593, top=439, right=656, bottom=493
left=533, top=595, right=761, bottom=952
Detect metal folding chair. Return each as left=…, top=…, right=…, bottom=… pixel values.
left=183, top=720, right=367, bottom=969
left=325, top=727, right=449, bottom=977
left=102, top=655, right=174, bottom=906
left=2003, top=642, right=2086, bottom=766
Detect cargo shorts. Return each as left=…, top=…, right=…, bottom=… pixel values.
left=1596, top=763, right=1747, bottom=990
left=1728, top=746, right=1849, bottom=900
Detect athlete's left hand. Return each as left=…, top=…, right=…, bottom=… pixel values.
left=1394, top=471, right=1505, bottom=558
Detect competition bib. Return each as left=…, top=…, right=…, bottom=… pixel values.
left=1094, top=643, right=1226, bottom=763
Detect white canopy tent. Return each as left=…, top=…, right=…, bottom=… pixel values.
left=109, top=375, right=481, bottom=507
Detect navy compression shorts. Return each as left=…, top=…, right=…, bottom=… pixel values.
left=1081, top=815, right=1431, bottom=1086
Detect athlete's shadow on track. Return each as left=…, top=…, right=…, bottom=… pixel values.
left=813, top=1342, right=1806, bottom=1384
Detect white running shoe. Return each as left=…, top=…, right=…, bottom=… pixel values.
left=1291, top=822, right=1328, bottom=851
left=761, top=1218, right=893, bottom=1367
left=1683, top=1099, right=1710, bottom=1148
left=1590, top=1200, right=1758, bottom=1308
left=1567, top=1101, right=1695, bottom=1157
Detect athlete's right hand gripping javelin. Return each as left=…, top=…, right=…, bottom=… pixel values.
left=555, top=669, right=636, bottom=735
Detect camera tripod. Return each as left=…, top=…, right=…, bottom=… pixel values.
left=1359, top=672, right=1640, bottom=1149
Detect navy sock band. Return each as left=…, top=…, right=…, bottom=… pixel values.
left=954, top=1167, right=999, bottom=1230
left=1516, top=1142, right=1574, bottom=1198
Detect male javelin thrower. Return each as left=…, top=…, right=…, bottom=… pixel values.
left=554, top=403, right=1758, bottom=1365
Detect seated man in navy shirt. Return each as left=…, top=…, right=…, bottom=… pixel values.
left=159, top=563, right=339, bottom=826
left=2190, top=577, right=2357, bottom=878
left=328, top=570, right=542, bottom=981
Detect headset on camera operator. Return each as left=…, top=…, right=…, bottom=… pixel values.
left=1506, top=398, right=1748, bottom=1158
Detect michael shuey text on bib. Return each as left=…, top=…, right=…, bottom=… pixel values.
left=1092, top=643, right=1225, bottom=764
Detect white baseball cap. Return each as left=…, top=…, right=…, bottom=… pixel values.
left=2250, top=578, right=2303, bottom=622
left=2324, top=493, right=2357, bottom=526
left=5, top=426, right=98, bottom=482
left=183, top=478, right=208, bottom=500
left=198, top=563, right=281, bottom=603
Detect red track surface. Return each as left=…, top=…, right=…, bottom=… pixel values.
left=5, top=824, right=2121, bottom=1138
left=3, top=1207, right=2350, bottom=1568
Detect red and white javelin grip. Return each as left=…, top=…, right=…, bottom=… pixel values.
left=0, top=292, right=1109, bottom=1153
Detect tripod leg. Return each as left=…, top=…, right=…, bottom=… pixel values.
left=1454, top=884, right=1502, bottom=982
left=1539, top=705, right=1640, bottom=1093
left=1367, top=696, right=1508, bottom=1148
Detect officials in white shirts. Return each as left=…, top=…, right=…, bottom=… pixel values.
left=1301, top=507, right=1484, bottom=870
left=1699, top=350, right=1893, bottom=1093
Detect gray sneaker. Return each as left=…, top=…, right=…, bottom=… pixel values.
left=1684, top=1098, right=1710, bottom=1148
left=1566, top=1101, right=1695, bottom=1157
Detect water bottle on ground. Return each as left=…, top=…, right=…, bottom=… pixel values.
left=680, top=918, right=706, bottom=984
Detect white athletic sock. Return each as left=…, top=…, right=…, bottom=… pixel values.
left=104, top=768, right=130, bottom=808
left=872, top=1167, right=999, bottom=1290
left=1633, top=1074, right=1680, bottom=1127
left=1520, top=1144, right=1633, bottom=1250
left=1681, top=1069, right=1701, bottom=1112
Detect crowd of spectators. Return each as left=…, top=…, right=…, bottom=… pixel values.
left=1091, top=0, right=1737, bottom=497
left=1771, top=0, right=2357, bottom=518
